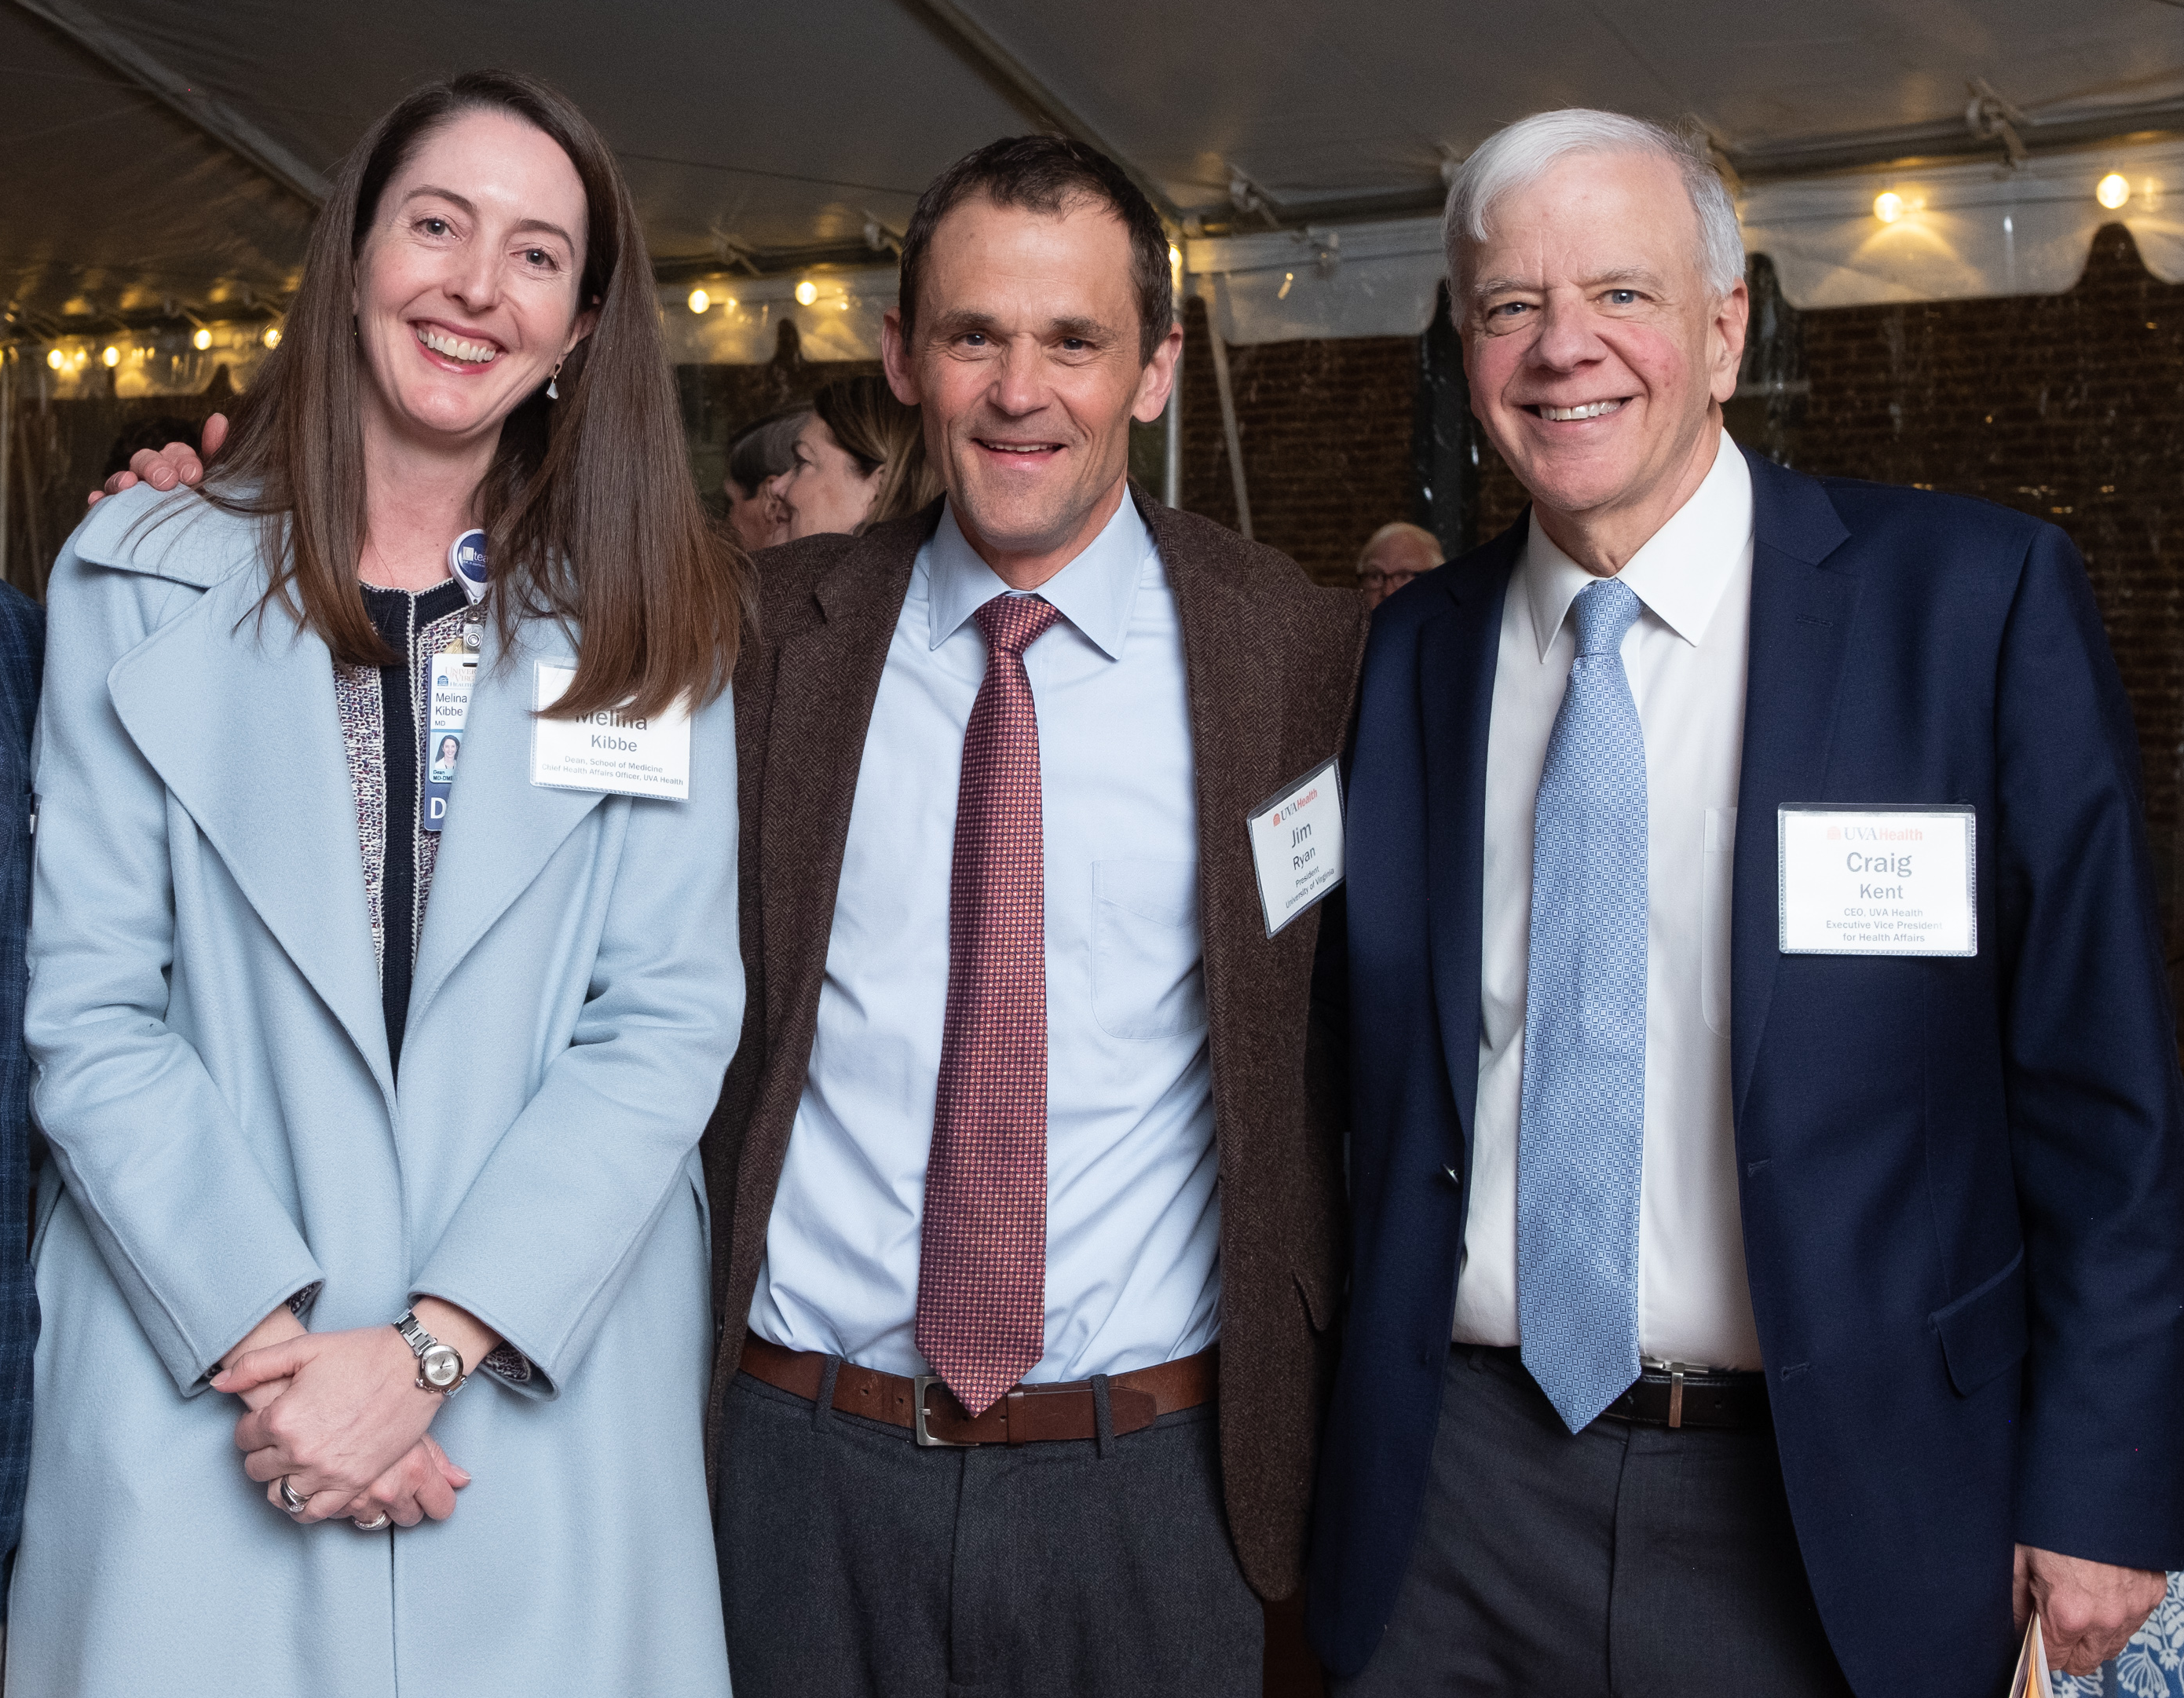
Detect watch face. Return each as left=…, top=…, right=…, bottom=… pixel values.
left=421, top=1345, right=463, bottom=1389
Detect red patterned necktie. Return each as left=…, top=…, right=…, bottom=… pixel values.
left=915, top=593, right=1063, bottom=1415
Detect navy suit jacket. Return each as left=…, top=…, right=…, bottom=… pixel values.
left=0, top=581, right=42, bottom=1575
left=1305, top=451, right=2184, bottom=1696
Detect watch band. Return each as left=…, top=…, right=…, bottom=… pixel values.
left=393, top=1309, right=467, bottom=1396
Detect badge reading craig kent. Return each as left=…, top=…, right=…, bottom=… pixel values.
left=1247, top=756, right=1345, bottom=939
left=1777, top=806, right=1976, bottom=957
left=529, top=662, right=693, bottom=801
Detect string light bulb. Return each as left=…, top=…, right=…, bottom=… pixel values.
left=795, top=280, right=818, bottom=306
left=192, top=328, right=212, bottom=351
left=687, top=288, right=710, bottom=314
left=262, top=325, right=280, bottom=349
left=45, top=349, right=62, bottom=370
left=101, top=344, right=120, bottom=367
left=1873, top=192, right=1905, bottom=224
left=2098, top=173, right=2130, bottom=210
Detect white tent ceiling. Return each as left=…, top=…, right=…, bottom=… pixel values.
left=4, top=0, right=2182, bottom=362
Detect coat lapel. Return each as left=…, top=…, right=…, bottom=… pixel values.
left=1729, top=453, right=1858, bottom=1118
left=407, top=621, right=606, bottom=1036
left=759, top=528, right=919, bottom=1038
left=1421, top=531, right=1518, bottom=1153
left=106, top=563, right=395, bottom=1096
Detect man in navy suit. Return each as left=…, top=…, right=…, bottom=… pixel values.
left=1306, top=108, right=2184, bottom=1696
left=0, top=580, right=42, bottom=1596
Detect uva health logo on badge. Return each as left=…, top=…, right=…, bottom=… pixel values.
left=529, top=662, right=693, bottom=801
left=1777, top=805, right=1976, bottom=956
left=1247, top=756, right=1345, bottom=938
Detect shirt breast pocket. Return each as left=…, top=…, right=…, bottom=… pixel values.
left=1092, top=858, right=1208, bottom=1040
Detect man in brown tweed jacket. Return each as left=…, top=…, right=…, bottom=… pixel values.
left=704, top=134, right=1366, bottom=1698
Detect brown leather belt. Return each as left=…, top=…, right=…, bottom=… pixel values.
left=739, top=1334, right=1216, bottom=1447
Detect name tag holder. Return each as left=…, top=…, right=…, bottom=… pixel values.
left=1777, top=804, right=1977, bottom=957
left=1246, top=756, right=1345, bottom=938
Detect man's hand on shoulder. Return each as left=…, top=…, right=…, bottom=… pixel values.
left=86, top=412, right=227, bottom=506
left=2014, top=1542, right=2168, bottom=1675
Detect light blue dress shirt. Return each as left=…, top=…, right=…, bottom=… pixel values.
left=748, top=494, right=1221, bottom=1381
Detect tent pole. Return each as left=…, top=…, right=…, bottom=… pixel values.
left=0, top=349, right=13, bottom=591
left=1163, top=247, right=1183, bottom=509
left=1207, top=279, right=1251, bottom=542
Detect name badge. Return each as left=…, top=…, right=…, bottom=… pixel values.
left=529, top=662, right=693, bottom=801
left=1778, top=806, right=1976, bottom=956
left=422, top=649, right=474, bottom=833
left=1247, top=756, right=1344, bottom=938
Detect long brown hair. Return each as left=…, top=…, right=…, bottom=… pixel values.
left=812, top=376, right=941, bottom=531
left=203, top=70, right=747, bottom=718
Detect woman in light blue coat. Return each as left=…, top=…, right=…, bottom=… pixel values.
left=8, top=71, right=749, bottom=1696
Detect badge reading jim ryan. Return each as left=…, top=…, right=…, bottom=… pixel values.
left=529, top=662, right=693, bottom=801
left=1247, top=756, right=1345, bottom=938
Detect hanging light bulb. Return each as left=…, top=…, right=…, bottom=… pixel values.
left=101, top=344, right=120, bottom=367
left=192, top=327, right=213, bottom=351
left=795, top=280, right=818, bottom=306
left=2097, top=173, right=2130, bottom=210
left=262, top=324, right=281, bottom=349
left=687, top=288, right=711, bottom=314
left=46, top=349, right=63, bottom=370
left=1873, top=192, right=1905, bottom=224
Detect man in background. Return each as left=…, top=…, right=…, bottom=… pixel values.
left=1355, top=520, right=1443, bottom=610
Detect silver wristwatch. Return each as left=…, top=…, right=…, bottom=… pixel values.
left=393, top=1310, right=467, bottom=1396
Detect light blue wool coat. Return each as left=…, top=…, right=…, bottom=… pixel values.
left=6, top=485, right=739, bottom=1697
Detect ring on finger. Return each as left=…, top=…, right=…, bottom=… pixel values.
left=353, top=1512, right=392, bottom=1532
left=277, top=1476, right=309, bottom=1516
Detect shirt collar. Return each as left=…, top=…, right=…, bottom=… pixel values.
left=926, top=492, right=1151, bottom=660
left=1522, top=429, right=1754, bottom=661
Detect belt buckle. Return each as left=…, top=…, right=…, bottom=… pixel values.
left=1640, top=1357, right=1713, bottom=1429
left=912, top=1376, right=973, bottom=1447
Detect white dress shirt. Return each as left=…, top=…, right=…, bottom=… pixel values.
left=1455, top=430, right=1764, bottom=1369
left=748, top=495, right=1222, bottom=1381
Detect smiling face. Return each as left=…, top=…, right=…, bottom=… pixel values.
left=1461, top=149, right=1746, bottom=569
left=777, top=415, right=883, bottom=539
left=883, top=195, right=1180, bottom=587
left=352, top=108, right=595, bottom=458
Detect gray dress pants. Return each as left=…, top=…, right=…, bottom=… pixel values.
left=715, top=1366, right=1263, bottom=1698
left=1337, top=1346, right=1854, bottom=1698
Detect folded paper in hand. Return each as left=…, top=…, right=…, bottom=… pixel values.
left=2008, top=1616, right=2055, bottom=1698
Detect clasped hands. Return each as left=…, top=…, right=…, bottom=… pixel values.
left=210, top=1296, right=496, bottom=1528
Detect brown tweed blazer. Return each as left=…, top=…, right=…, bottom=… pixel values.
left=702, top=487, right=1368, bottom=1601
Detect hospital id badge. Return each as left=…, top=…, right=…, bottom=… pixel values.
left=529, top=662, right=693, bottom=801
left=422, top=648, right=475, bottom=833
left=1777, top=806, right=1975, bottom=956
left=1247, top=756, right=1344, bottom=937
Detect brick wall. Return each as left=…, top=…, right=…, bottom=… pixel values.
left=1177, top=297, right=1418, bottom=588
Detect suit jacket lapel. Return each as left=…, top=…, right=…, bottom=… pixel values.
left=759, top=527, right=920, bottom=1040
left=1730, top=453, right=1858, bottom=1118
left=408, top=622, right=606, bottom=1037
left=1421, top=531, right=1518, bottom=1155
left=106, top=566, right=394, bottom=1096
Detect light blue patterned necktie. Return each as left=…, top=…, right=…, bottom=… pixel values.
left=1517, top=576, right=1648, bottom=1434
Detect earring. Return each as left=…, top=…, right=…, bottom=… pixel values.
left=546, top=359, right=563, bottom=401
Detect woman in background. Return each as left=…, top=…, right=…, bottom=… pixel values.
left=10, top=69, right=747, bottom=1698
left=777, top=374, right=940, bottom=537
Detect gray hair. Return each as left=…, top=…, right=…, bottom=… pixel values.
left=1443, top=108, right=1744, bottom=301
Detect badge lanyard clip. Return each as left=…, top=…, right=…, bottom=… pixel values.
left=425, top=529, right=488, bottom=834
